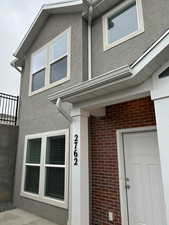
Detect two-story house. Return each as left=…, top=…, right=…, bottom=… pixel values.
left=11, top=0, right=169, bottom=225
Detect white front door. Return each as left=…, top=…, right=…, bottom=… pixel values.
left=123, top=130, right=167, bottom=225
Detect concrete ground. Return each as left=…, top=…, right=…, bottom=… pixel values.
left=0, top=208, right=57, bottom=225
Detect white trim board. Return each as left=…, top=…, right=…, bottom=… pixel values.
left=21, top=129, right=69, bottom=209
left=116, top=126, right=156, bottom=225
left=13, top=0, right=82, bottom=59
left=48, top=28, right=169, bottom=105
left=29, top=27, right=71, bottom=96
left=102, top=0, right=144, bottom=51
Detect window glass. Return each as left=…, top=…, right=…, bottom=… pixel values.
left=30, top=29, right=70, bottom=94
left=50, top=56, right=67, bottom=83
left=46, top=136, right=65, bottom=165
left=23, top=130, right=68, bottom=206
left=31, top=69, right=45, bottom=92
left=26, top=139, right=41, bottom=164
left=45, top=167, right=65, bottom=200
left=32, top=48, right=46, bottom=74
left=24, top=166, right=40, bottom=194
left=51, top=32, right=67, bottom=62
left=108, top=2, right=138, bottom=44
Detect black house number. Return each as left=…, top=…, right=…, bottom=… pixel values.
left=74, top=134, right=79, bottom=166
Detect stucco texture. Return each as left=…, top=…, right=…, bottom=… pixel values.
left=13, top=13, right=84, bottom=225
left=92, top=0, right=169, bottom=77
left=0, top=124, right=18, bottom=203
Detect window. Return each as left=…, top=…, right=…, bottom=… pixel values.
left=24, top=138, right=41, bottom=194
left=50, top=32, right=68, bottom=84
left=103, top=0, right=144, bottom=50
left=30, top=28, right=71, bottom=96
left=45, top=136, right=65, bottom=200
left=31, top=49, right=46, bottom=92
left=21, top=130, right=69, bottom=208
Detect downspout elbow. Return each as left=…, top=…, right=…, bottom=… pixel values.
left=56, top=98, right=73, bottom=123
left=10, top=61, right=22, bottom=73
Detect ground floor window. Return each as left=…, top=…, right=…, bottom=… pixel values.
left=21, top=129, right=69, bottom=208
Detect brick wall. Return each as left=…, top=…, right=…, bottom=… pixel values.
left=89, top=97, right=156, bottom=225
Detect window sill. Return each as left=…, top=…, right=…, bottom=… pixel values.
left=103, top=28, right=144, bottom=52
left=20, top=191, right=68, bottom=209
left=29, top=76, right=70, bottom=97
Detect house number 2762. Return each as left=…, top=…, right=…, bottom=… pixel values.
left=74, top=134, right=79, bottom=166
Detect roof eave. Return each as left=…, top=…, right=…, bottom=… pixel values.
left=48, top=28, right=169, bottom=104
left=48, top=66, right=133, bottom=103
left=13, top=0, right=83, bottom=59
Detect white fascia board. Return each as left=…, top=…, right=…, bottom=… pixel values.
left=131, top=29, right=169, bottom=75
left=48, top=29, right=169, bottom=105
left=48, top=65, right=132, bottom=102
left=43, top=0, right=83, bottom=10
left=13, top=0, right=83, bottom=58
left=13, top=7, right=46, bottom=58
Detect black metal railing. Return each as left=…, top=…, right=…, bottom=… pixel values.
left=0, top=93, right=19, bottom=126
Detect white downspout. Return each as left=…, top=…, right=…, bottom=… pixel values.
left=10, top=61, right=22, bottom=73
left=56, top=98, right=73, bottom=225
left=56, top=98, right=72, bottom=123
left=88, top=3, right=93, bottom=80
left=67, top=3, right=93, bottom=224
left=67, top=1, right=101, bottom=223
left=88, top=23, right=92, bottom=80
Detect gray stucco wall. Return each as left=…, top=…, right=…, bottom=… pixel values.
left=92, top=0, right=169, bottom=77
left=13, top=13, right=84, bottom=225
left=82, top=19, right=89, bottom=81
left=0, top=124, right=18, bottom=203
left=14, top=0, right=169, bottom=223
left=26, top=13, right=84, bottom=91
left=14, top=92, right=70, bottom=224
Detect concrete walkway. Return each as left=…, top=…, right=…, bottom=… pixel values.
left=0, top=209, right=57, bottom=225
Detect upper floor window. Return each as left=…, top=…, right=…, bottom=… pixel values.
left=31, top=48, right=47, bottom=92
left=103, top=0, right=144, bottom=51
left=30, top=28, right=71, bottom=96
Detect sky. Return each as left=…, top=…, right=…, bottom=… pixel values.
left=0, top=0, right=71, bottom=96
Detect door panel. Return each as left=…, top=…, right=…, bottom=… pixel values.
left=123, top=131, right=167, bottom=225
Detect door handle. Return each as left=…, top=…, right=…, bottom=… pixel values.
left=125, top=177, right=130, bottom=189
left=125, top=184, right=130, bottom=190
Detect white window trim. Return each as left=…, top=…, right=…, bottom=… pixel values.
left=102, top=0, right=144, bottom=51
left=21, top=129, right=69, bottom=209
left=29, top=27, right=71, bottom=96
left=116, top=126, right=156, bottom=225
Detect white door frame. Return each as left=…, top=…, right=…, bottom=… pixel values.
left=116, top=126, right=157, bottom=225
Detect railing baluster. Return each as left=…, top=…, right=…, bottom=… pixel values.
left=1, top=95, right=5, bottom=122
left=15, top=96, right=19, bottom=126
left=0, top=93, right=19, bottom=126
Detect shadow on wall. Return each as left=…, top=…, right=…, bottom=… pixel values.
left=0, top=124, right=18, bottom=204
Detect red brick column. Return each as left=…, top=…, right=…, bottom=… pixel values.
left=89, top=97, right=156, bottom=225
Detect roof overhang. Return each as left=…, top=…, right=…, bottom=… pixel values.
left=83, top=0, right=122, bottom=19
left=48, top=29, right=169, bottom=105
left=13, top=0, right=123, bottom=67
left=13, top=0, right=84, bottom=62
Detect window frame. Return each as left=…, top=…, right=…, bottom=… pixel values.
left=29, top=27, right=71, bottom=96
left=21, top=129, right=69, bottom=209
left=102, top=0, right=144, bottom=51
